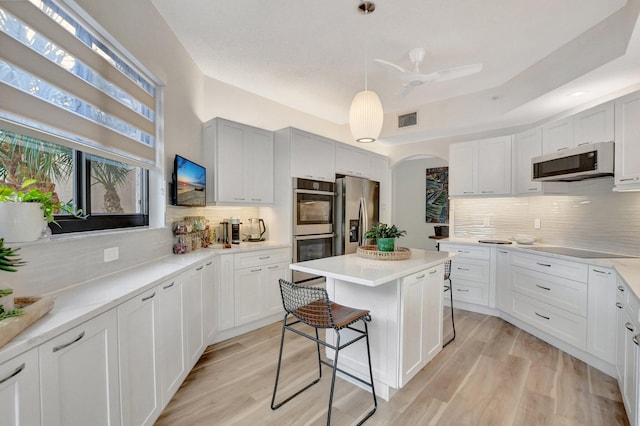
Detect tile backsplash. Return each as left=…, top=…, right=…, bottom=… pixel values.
left=452, top=178, right=640, bottom=256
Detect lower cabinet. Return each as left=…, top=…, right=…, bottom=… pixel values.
left=438, top=243, right=492, bottom=307
left=203, top=259, right=218, bottom=343
left=0, top=348, right=40, bottom=426
left=184, top=263, right=205, bottom=370
left=118, top=287, right=161, bottom=426
left=495, top=249, right=511, bottom=313
left=616, top=279, right=640, bottom=426
left=39, top=309, right=120, bottom=426
left=587, top=266, right=617, bottom=364
left=399, top=265, right=443, bottom=386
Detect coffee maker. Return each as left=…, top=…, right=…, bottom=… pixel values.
left=220, top=217, right=242, bottom=244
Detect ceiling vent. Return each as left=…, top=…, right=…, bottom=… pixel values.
left=397, top=111, right=418, bottom=129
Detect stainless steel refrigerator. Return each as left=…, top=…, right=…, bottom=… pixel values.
left=335, top=176, right=380, bottom=255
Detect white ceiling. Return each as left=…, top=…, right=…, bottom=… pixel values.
left=150, top=0, right=640, bottom=145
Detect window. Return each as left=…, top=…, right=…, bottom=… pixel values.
left=0, top=0, right=161, bottom=234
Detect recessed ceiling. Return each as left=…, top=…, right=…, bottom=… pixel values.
left=150, top=0, right=640, bottom=144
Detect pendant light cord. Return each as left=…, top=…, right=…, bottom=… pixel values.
left=364, top=6, right=369, bottom=91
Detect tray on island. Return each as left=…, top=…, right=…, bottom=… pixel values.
left=356, top=245, right=412, bottom=261
left=0, top=296, right=55, bottom=349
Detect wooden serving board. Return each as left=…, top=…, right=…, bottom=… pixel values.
left=0, top=296, right=55, bottom=349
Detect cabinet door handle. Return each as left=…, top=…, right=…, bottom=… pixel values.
left=499, top=250, right=508, bottom=254
left=251, top=268, right=262, bottom=273
left=634, top=335, right=640, bottom=346
left=196, top=266, right=203, bottom=271
left=429, top=269, right=438, bottom=275
left=592, top=268, right=610, bottom=275
left=536, top=284, right=551, bottom=291
left=620, top=177, right=640, bottom=182
left=616, top=302, right=624, bottom=309
left=233, top=197, right=246, bottom=201
left=527, top=188, right=538, bottom=191
left=625, top=322, right=635, bottom=332
left=618, top=286, right=625, bottom=293
left=535, top=312, right=550, bottom=320
left=456, top=289, right=469, bottom=293
left=536, top=262, right=551, bottom=267
left=481, top=191, right=494, bottom=194
left=577, top=142, right=591, bottom=146
left=258, top=256, right=270, bottom=260
left=457, top=250, right=470, bottom=254
left=0, top=362, right=25, bottom=385
left=142, top=292, right=156, bottom=302
left=463, top=191, right=475, bottom=194
left=53, top=331, right=85, bottom=353
left=163, top=281, right=175, bottom=290
left=557, top=147, right=568, bottom=151
left=416, top=274, right=426, bottom=279
left=206, top=261, right=213, bottom=266
left=268, top=265, right=279, bottom=270
left=457, top=267, right=469, bottom=271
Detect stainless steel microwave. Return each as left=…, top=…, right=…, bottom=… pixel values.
left=532, top=141, right=614, bottom=182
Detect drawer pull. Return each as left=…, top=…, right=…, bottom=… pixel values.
left=196, top=266, right=203, bottom=271
left=206, top=261, right=213, bottom=266
left=618, top=286, right=625, bottom=293
left=0, top=362, right=25, bottom=385
left=429, top=269, right=438, bottom=275
left=251, top=268, right=262, bottom=273
left=527, top=188, right=538, bottom=191
left=535, top=312, right=550, bottom=320
left=457, top=250, right=470, bottom=254
left=634, top=335, right=640, bottom=346
left=258, top=256, right=270, bottom=260
left=499, top=250, right=508, bottom=254
left=536, top=262, right=551, bottom=267
left=53, top=331, right=85, bottom=353
left=457, top=267, right=469, bottom=271
left=620, top=177, right=640, bottom=182
left=535, top=284, right=551, bottom=291
left=592, top=268, right=610, bottom=275
left=142, top=292, right=156, bottom=302
left=416, top=274, right=426, bottom=279
left=625, top=322, right=635, bottom=332
left=268, top=265, right=279, bottom=270
left=456, top=289, right=470, bottom=293
left=163, top=281, right=175, bottom=290
left=616, top=302, right=624, bottom=309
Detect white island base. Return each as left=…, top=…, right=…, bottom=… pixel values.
left=289, top=249, right=453, bottom=401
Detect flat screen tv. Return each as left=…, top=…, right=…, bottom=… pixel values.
left=172, top=155, right=206, bottom=207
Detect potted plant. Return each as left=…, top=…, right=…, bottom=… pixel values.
left=364, top=223, right=407, bottom=252
left=0, top=239, right=25, bottom=320
left=0, top=179, right=82, bottom=242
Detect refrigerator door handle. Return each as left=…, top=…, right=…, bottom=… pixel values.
left=360, top=196, right=368, bottom=245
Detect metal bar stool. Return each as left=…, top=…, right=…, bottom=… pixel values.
left=271, top=279, right=377, bottom=425
left=443, top=259, right=456, bottom=347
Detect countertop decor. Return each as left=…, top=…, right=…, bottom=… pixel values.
left=356, top=245, right=411, bottom=260
left=0, top=296, right=55, bottom=349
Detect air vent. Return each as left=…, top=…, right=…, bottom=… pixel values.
left=397, top=111, right=418, bottom=128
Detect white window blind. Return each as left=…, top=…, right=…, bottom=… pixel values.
left=0, top=0, right=160, bottom=167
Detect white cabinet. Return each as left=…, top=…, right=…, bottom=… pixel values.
left=265, top=262, right=290, bottom=316
left=400, top=265, right=443, bottom=386
left=287, top=128, right=336, bottom=182
left=40, top=309, right=120, bottom=426
left=495, top=249, right=511, bottom=313
left=587, top=265, right=617, bottom=364
left=438, top=243, right=492, bottom=307
left=184, top=263, right=205, bottom=369
left=157, top=276, right=186, bottom=407
left=335, top=144, right=370, bottom=178
left=203, top=117, right=274, bottom=204
left=117, top=288, right=161, bottom=426
left=0, top=348, right=40, bottom=426
left=542, top=117, right=574, bottom=153
left=615, top=279, right=640, bottom=426
left=233, top=266, right=264, bottom=326
left=513, top=127, right=543, bottom=194
left=218, top=254, right=235, bottom=331
left=615, top=91, right=640, bottom=191
left=202, top=258, right=218, bottom=343
left=449, top=136, right=511, bottom=196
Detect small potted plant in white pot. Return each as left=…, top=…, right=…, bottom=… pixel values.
left=0, top=179, right=81, bottom=242
left=364, top=223, right=407, bottom=252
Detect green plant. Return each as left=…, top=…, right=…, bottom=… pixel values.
left=0, top=179, right=82, bottom=225
left=0, top=239, right=24, bottom=320
left=364, top=223, right=407, bottom=239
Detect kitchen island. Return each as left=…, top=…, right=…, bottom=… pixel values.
left=289, top=248, right=454, bottom=400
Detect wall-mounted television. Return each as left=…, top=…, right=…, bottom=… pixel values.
left=172, top=155, right=206, bottom=207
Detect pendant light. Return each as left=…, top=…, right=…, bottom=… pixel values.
left=349, top=1, right=383, bottom=143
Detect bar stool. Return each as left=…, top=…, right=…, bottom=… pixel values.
left=271, top=279, right=377, bottom=425
left=443, top=259, right=456, bottom=347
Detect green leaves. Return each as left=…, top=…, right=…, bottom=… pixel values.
left=364, top=223, right=407, bottom=239
left=0, top=238, right=25, bottom=272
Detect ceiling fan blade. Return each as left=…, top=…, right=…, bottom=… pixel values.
left=374, top=58, right=408, bottom=73
left=432, top=63, right=483, bottom=82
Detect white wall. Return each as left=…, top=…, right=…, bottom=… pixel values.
left=392, top=157, right=448, bottom=251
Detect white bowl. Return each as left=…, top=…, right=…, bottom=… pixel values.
left=512, top=234, right=535, bottom=244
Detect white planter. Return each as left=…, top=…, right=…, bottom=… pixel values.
left=0, top=203, right=45, bottom=243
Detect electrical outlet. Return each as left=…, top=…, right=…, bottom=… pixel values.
left=534, top=218, right=541, bottom=229
left=104, top=247, right=119, bottom=263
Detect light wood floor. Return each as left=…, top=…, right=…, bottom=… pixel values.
left=155, top=309, right=629, bottom=425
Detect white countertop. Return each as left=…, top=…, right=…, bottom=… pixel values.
left=0, top=241, right=290, bottom=365
left=290, top=248, right=454, bottom=287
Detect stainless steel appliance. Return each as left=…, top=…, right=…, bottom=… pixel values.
left=227, top=216, right=241, bottom=244
left=335, top=176, right=379, bottom=255
left=246, top=218, right=266, bottom=241
left=532, top=141, right=614, bottom=182
left=292, top=178, right=335, bottom=284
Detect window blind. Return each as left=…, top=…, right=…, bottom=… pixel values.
left=0, top=0, right=160, bottom=167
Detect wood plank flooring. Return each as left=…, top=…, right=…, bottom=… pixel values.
left=155, top=309, right=628, bottom=425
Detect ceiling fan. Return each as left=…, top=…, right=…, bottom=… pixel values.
left=375, top=47, right=483, bottom=95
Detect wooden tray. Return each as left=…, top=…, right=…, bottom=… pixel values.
left=356, top=245, right=412, bottom=260
left=0, top=296, right=55, bottom=349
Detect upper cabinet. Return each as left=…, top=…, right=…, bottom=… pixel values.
left=513, top=127, right=543, bottom=195
left=614, top=91, right=640, bottom=191
left=203, top=117, right=274, bottom=204
left=449, top=136, right=512, bottom=197
left=542, top=102, right=614, bottom=155
left=335, top=144, right=370, bottom=178
left=288, top=128, right=336, bottom=182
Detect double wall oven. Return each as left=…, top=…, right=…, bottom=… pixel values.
left=292, top=178, right=335, bottom=284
